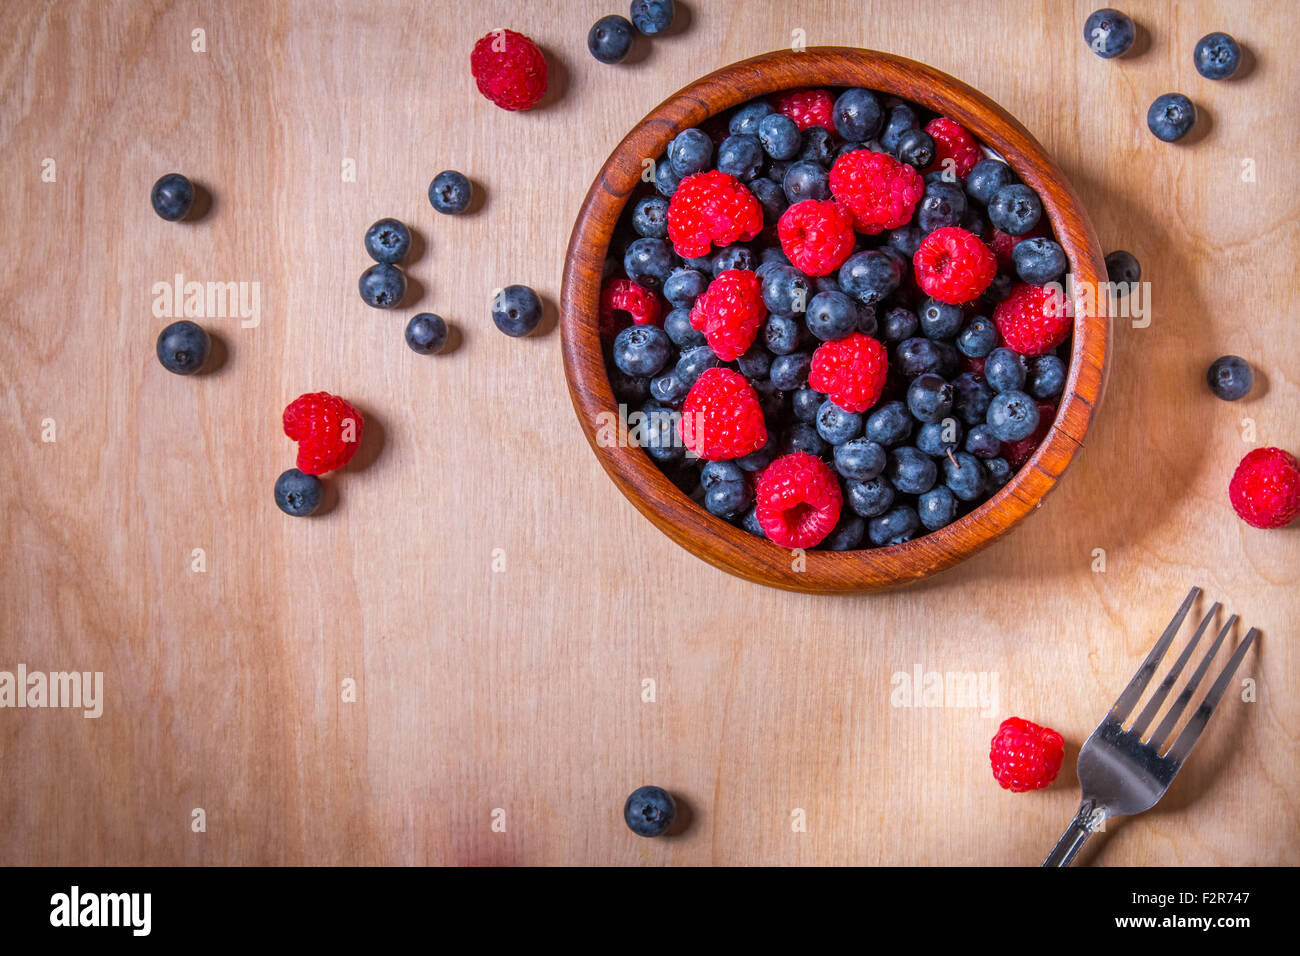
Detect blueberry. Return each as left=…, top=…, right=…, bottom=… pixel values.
left=630, top=0, right=674, bottom=34
left=736, top=435, right=778, bottom=472
left=943, top=451, right=985, bottom=501
left=965, top=423, right=1002, bottom=459
left=855, top=303, right=879, bottom=337
left=155, top=320, right=211, bottom=374
left=730, top=100, right=774, bottom=137
left=649, top=372, right=689, bottom=405
left=1026, top=354, right=1067, bottom=399
left=641, top=404, right=685, bottom=464
left=737, top=343, right=773, bottom=380
left=1083, top=8, right=1136, bottom=58
left=748, top=176, right=788, bottom=224
left=797, top=127, right=836, bottom=167
left=740, top=505, right=766, bottom=537
left=838, top=250, right=902, bottom=306
left=674, top=344, right=719, bottom=386
left=624, top=785, right=676, bottom=837
left=962, top=206, right=988, bottom=239
left=429, top=170, right=473, bottom=215
left=907, top=374, right=954, bottom=424
left=274, top=468, right=324, bottom=517
left=632, top=195, right=669, bottom=238
left=888, top=446, right=937, bottom=495
left=986, top=389, right=1040, bottom=441
left=824, top=513, right=866, bottom=550
left=761, top=264, right=810, bottom=315
left=664, top=307, right=705, bottom=347
left=668, top=128, right=713, bottom=176
left=847, top=476, right=895, bottom=518
left=865, top=400, right=912, bottom=447
left=980, top=270, right=1016, bottom=306
left=917, top=485, right=958, bottom=531
left=832, top=88, right=883, bottom=142
left=654, top=159, right=682, bottom=197
left=663, top=268, right=707, bottom=309
left=151, top=173, right=195, bottom=221
left=1194, top=32, right=1241, bottom=80
left=916, top=418, right=962, bottom=457
left=614, top=325, right=672, bottom=377
left=887, top=224, right=924, bottom=258
left=704, top=473, right=751, bottom=518
left=987, top=184, right=1041, bottom=235
left=588, top=14, right=634, bottom=63
left=806, top=291, right=858, bottom=341
left=359, top=263, right=407, bottom=308
left=784, top=421, right=828, bottom=457
left=1207, top=355, right=1254, bottom=401
left=984, top=456, right=1013, bottom=490
left=880, top=306, right=919, bottom=343
left=917, top=180, right=967, bottom=233
left=919, top=297, right=964, bottom=340
left=1012, top=237, right=1067, bottom=285
left=1105, top=250, right=1141, bottom=290
left=957, top=315, right=999, bottom=357
left=491, top=284, right=543, bottom=337
left=816, top=399, right=863, bottom=445
left=895, top=337, right=946, bottom=378
left=965, top=159, right=1015, bottom=206
left=758, top=113, right=801, bottom=160
left=718, top=134, right=764, bottom=181
left=758, top=245, right=792, bottom=268
left=405, top=313, right=448, bottom=354
left=625, top=237, right=675, bottom=290
left=895, top=128, right=936, bottom=169
left=770, top=352, right=812, bottom=391
left=764, top=314, right=802, bottom=355
left=610, top=369, right=651, bottom=404
left=952, top=371, right=994, bottom=426
left=868, top=505, right=921, bottom=546
left=985, top=347, right=1028, bottom=393
left=782, top=161, right=830, bottom=204
left=1147, top=93, right=1197, bottom=143
left=364, top=218, right=411, bottom=264
left=830, top=438, right=886, bottom=483
left=880, top=103, right=918, bottom=154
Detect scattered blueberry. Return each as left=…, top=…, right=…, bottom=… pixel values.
left=674, top=344, right=720, bottom=386
left=359, top=263, right=407, bottom=308
left=364, top=218, right=411, bottom=264
left=1147, top=93, right=1197, bottom=143
left=274, top=468, right=324, bottom=517
left=749, top=176, right=788, bottom=222
left=1206, top=355, right=1254, bottom=401
left=711, top=244, right=753, bottom=275
left=630, top=0, right=675, bottom=35
left=736, top=343, right=773, bottom=380
left=429, top=170, right=473, bottom=214
left=649, top=372, right=688, bottom=405
left=491, top=284, right=543, bottom=337
left=588, top=14, right=635, bottom=63
left=641, top=404, right=684, bottom=465
left=155, top=320, right=211, bottom=375
left=985, top=456, right=1013, bottom=490
left=623, top=237, right=674, bottom=290
left=1105, top=250, right=1141, bottom=290
left=654, top=158, right=682, bottom=197
left=1194, top=32, right=1241, bottom=80
left=405, top=313, right=448, bottom=354
left=1083, top=8, right=1136, bottom=58
left=624, top=785, right=676, bottom=837
left=151, top=173, right=195, bottom=221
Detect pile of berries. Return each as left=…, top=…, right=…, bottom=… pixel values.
left=601, top=87, right=1074, bottom=550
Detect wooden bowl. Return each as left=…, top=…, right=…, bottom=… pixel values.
left=560, top=48, right=1108, bottom=593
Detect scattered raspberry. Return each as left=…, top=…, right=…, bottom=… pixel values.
left=769, top=88, right=834, bottom=131
left=666, top=171, right=764, bottom=259
left=989, top=717, right=1065, bottom=793
left=755, top=452, right=843, bottom=548
left=1229, top=447, right=1300, bottom=529
left=283, top=392, right=365, bottom=475
left=808, top=332, right=889, bottom=414
left=1002, top=402, right=1056, bottom=467
left=922, top=117, right=982, bottom=180
left=600, top=278, right=663, bottom=341
left=993, top=282, right=1071, bottom=356
left=679, top=368, right=768, bottom=461
left=777, top=200, right=855, bottom=277
left=913, top=226, right=997, bottom=304
left=470, top=29, right=548, bottom=111
left=688, top=269, right=765, bottom=361
left=828, top=150, right=925, bottom=235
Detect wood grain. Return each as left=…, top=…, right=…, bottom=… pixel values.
left=0, top=0, right=1296, bottom=866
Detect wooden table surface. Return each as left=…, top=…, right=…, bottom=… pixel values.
left=1, top=0, right=1296, bottom=866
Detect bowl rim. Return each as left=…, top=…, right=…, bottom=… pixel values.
left=560, top=47, right=1109, bottom=594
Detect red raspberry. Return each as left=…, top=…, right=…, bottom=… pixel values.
left=666, top=170, right=763, bottom=259
left=778, top=200, right=855, bottom=277
left=922, top=117, right=982, bottom=180
left=808, top=332, right=889, bottom=414
left=1002, top=402, right=1056, bottom=467
left=679, top=368, right=768, bottom=461
left=600, top=279, right=663, bottom=341
left=769, top=88, right=834, bottom=131
left=688, top=269, right=765, bottom=361
left=989, top=717, right=1064, bottom=793
left=828, top=150, right=924, bottom=235
left=913, top=226, right=997, bottom=304
left=283, top=392, right=365, bottom=475
left=755, top=453, right=843, bottom=549
left=993, top=282, right=1071, bottom=356
left=1229, top=447, right=1300, bottom=529
left=470, top=29, right=547, bottom=111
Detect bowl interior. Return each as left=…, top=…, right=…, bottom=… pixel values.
left=560, top=48, right=1108, bottom=593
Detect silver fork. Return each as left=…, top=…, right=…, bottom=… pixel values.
left=1043, top=586, right=1258, bottom=867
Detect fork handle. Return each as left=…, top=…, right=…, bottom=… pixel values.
left=1043, top=800, right=1105, bottom=867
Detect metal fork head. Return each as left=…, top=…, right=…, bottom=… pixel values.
left=1076, top=587, right=1258, bottom=818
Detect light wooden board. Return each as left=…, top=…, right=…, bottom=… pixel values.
left=0, top=0, right=1296, bottom=866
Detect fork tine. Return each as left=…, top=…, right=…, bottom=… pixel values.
left=1129, top=603, right=1220, bottom=738
left=1164, top=628, right=1258, bottom=765
left=1147, top=614, right=1236, bottom=749
left=1108, top=586, right=1200, bottom=724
